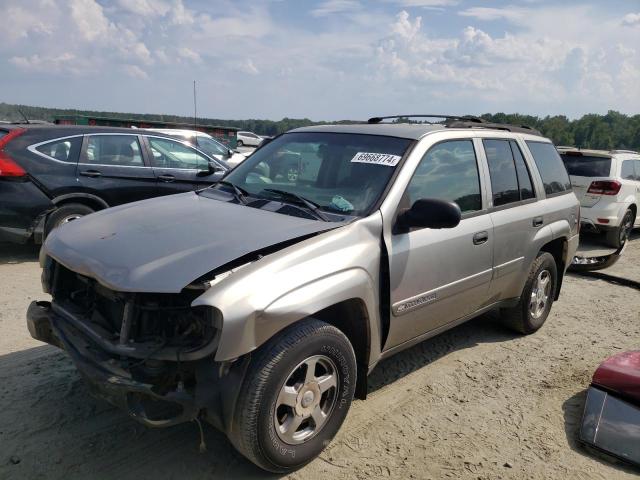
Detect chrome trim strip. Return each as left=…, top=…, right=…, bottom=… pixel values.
left=27, top=134, right=84, bottom=164
left=27, top=133, right=227, bottom=170
left=392, top=267, right=493, bottom=316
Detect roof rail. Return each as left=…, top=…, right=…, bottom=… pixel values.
left=610, top=149, right=639, bottom=155
left=366, top=114, right=542, bottom=136
left=367, top=114, right=484, bottom=124
left=445, top=119, right=542, bottom=136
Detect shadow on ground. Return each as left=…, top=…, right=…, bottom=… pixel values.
left=0, top=313, right=516, bottom=479
left=0, top=242, right=39, bottom=265
left=562, top=390, right=640, bottom=476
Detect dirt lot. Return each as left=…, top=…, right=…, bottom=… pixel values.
left=1, top=233, right=639, bottom=479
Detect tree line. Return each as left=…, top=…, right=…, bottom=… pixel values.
left=1, top=102, right=638, bottom=151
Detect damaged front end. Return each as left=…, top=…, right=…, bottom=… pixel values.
left=27, top=258, right=239, bottom=429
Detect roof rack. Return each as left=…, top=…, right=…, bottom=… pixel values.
left=367, top=114, right=484, bottom=124
left=367, top=114, right=542, bottom=136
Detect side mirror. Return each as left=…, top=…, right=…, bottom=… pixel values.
left=197, top=162, right=223, bottom=177
left=395, top=198, right=461, bottom=232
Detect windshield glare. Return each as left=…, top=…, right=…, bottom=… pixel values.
left=223, top=132, right=411, bottom=216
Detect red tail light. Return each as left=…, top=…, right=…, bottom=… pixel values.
left=0, top=129, right=26, bottom=177
left=587, top=180, right=621, bottom=196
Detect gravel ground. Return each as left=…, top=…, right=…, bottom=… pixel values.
left=0, top=232, right=639, bottom=479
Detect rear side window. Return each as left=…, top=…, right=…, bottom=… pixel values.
left=621, top=160, right=638, bottom=180
left=483, top=139, right=536, bottom=207
left=85, top=135, right=143, bottom=167
left=484, top=139, right=519, bottom=207
left=0, top=130, right=7, bottom=140
left=560, top=154, right=612, bottom=177
left=408, top=140, right=482, bottom=213
left=526, top=142, right=571, bottom=195
left=35, top=137, right=82, bottom=162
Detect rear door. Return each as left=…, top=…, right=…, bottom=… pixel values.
left=143, top=136, right=224, bottom=195
left=560, top=152, right=612, bottom=207
left=481, top=138, right=546, bottom=300
left=77, top=134, right=156, bottom=206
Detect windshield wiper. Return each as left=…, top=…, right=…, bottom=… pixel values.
left=261, top=188, right=331, bottom=222
left=212, top=180, right=249, bottom=204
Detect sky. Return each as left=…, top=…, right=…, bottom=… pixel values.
left=1, top=0, right=639, bottom=121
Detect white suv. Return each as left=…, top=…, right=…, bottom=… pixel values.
left=559, top=147, right=639, bottom=248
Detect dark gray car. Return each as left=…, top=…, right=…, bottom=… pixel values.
left=28, top=117, right=579, bottom=472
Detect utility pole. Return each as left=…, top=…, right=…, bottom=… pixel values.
left=193, top=80, right=197, bottom=129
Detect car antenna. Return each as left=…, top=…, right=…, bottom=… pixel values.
left=17, top=108, right=30, bottom=124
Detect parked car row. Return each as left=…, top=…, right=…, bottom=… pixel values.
left=27, top=115, right=582, bottom=472
left=0, top=125, right=230, bottom=243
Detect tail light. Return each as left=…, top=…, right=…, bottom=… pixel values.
left=587, top=180, right=621, bottom=196
left=0, top=129, right=27, bottom=178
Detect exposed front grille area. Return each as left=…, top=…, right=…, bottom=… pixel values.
left=49, top=260, right=218, bottom=358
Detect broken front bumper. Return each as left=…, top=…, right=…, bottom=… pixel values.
left=27, top=300, right=202, bottom=428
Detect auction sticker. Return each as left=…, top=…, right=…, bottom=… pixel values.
left=351, top=152, right=402, bottom=166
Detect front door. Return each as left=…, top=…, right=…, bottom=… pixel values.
left=385, top=139, right=494, bottom=349
left=77, top=134, right=156, bottom=206
left=144, top=136, right=224, bottom=195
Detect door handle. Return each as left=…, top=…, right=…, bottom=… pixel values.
left=157, top=174, right=175, bottom=182
left=473, top=231, right=489, bottom=245
left=80, top=170, right=102, bottom=178
left=533, top=216, right=544, bottom=227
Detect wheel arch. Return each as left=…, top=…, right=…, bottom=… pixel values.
left=51, top=193, right=109, bottom=211
left=539, top=237, right=568, bottom=300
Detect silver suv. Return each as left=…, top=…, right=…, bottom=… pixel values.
left=28, top=116, right=579, bottom=472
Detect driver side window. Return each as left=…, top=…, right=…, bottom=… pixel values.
left=406, top=140, right=482, bottom=213
left=147, top=137, right=210, bottom=170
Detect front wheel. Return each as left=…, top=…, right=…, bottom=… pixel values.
left=44, top=203, right=95, bottom=238
left=605, top=209, right=634, bottom=249
left=229, top=319, right=356, bottom=473
left=500, top=251, right=557, bottom=334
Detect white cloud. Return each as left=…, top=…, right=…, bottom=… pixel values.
left=123, top=64, right=149, bottom=79
left=10, top=53, right=78, bottom=73
left=0, top=6, right=53, bottom=42
left=622, top=12, right=640, bottom=27
left=70, top=0, right=112, bottom=41
left=177, top=47, right=201, bottom=63
left=235, top=58, right=260, bottom=75
left=458, top=7, right=524, bottom=22
left=312, top=0, right=361, bottom=17
left=170, top=0, right=195, bottom=25
left=391, top=0, right=458, bottom=8
left=116, top=0, right=171, bottom=17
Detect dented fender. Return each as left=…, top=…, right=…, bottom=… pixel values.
left=192, top=213, right=384, bottom=364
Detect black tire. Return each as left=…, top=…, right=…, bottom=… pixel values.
left=44, top=203, right=94, bottom=238
left=228, top=318, right=356, bottom=473
left=237, top=140, right=244, bottom=147
left=500, top=251, right=557, bottom=334
left=605, top=209, right=634, bottom=249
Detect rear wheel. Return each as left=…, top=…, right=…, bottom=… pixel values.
left=44, top=203, right=94, bottom=238
left=500, top=252, right=557, bottom=334
left=237, top=140, right=244, bottom=147
left=228, top=318, right=356, bottom=473
left=605, top=209, right=634, bottom=249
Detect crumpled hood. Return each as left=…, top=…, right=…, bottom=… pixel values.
left=43, top=192, right=339, bottom=293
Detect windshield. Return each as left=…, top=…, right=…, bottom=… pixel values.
left=561, top=154, right=612, bottom=177
left=196, top=135, right=228, bottom=157
left=223, top=132, right=412, bottom=216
